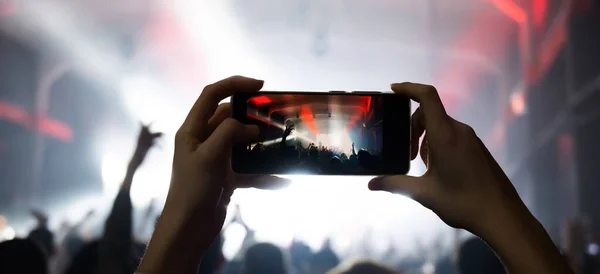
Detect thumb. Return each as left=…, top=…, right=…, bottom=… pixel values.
left=205, top=118, right=259, bottom=150
left=368, top=175, right=427, bottom=198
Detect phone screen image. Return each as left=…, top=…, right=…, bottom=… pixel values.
left=232, top=92, right=410, bottom=175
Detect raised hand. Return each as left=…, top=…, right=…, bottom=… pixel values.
left=283, top=122, right=295, bottom=138
left=130, top=124, right=163, bottom=169
left=139, top=76, right=289, bottom=274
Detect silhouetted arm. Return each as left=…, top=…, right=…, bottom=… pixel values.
left=97, top=125, right=161, bottom=274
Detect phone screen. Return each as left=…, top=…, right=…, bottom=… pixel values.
left=232, top=91, right=410, bottom=175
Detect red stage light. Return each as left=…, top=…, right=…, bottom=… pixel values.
left=0, top=100, right=73, bottom=142
left=346, top=111, right=363, bottom=131
left=247, top=113, right=278, bottom=128
left=533, top=0, right=548, bottom=29
left=491, top=0, right=526, bottom=23
left=250, top=96, right=272, bottom=106
left=0, top=3, right=15, bottom=17
left=300, top=104, right=319, bottom=135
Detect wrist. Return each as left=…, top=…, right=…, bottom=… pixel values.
left=472, top=199, right=533, bottom=240
left=474, top=201, right=573, bottom=274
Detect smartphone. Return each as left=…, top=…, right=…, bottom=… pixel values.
left=231, top=91, right=411, bottom=175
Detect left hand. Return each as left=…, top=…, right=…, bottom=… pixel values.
left=162, top=76, right=289, bottom=248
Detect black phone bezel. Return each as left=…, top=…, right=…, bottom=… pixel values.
left=231, top=91, right=411, bottom=176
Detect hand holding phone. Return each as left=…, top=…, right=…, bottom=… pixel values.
left=231, top=91, right=412, bottom=175
left=141, top=77, right=573, bottom=274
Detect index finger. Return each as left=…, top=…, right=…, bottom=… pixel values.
left=391, top=82, right=448, bottom=127
left=179, top=76, right=264, bottom=142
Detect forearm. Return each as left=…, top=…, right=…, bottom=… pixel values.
left=476, top=203, right=574, bottom=274
left=98, top=185, right=134, bottom=274
left=137, top=205, right=210, bottom=274
left=121, top=158, right=140, bottom=191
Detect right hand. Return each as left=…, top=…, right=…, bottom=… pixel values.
left=368, top=83, right=527, bottom=234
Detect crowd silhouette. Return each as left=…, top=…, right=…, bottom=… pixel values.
left=242, top=123, right=383, bottom=174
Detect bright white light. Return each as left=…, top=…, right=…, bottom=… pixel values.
left=101, top=152, right=128, bottom=196
left=229, top=174, right=451, bottom=258
left=422, top=262, right=436, bottom=274
left=588, top=243, right=599, bottom=256
left=102, top=153, right=170, bottom=207
left=510, top=90, right=527, bottom=116
left=222, top=223, right=248, bottom=261
left=316, top=132, right=353, bottom=154
left=171, top=1, right=268, bottom=81
left=3, top=226, right=15, bottom=241
left=101, top=151, right=170, bottom=207
left=122, top=75, right=163, bottom=125
left=129, top=165, right=170, bottom=207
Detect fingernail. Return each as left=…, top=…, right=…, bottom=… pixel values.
left=233, top=76, right=264, bottom=90
left=241, top=76, right=264, bottom=84
left=368, top=178, right=384, bottom=191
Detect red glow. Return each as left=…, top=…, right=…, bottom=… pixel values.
left=0, top=101, right=29, bottom=125
left=533, top=16, right=567, bottom=83
left=0, top=100, right=73, bottom=142
left=249, top=96, right=272, bottom=106
left=558, top=134, right=574, bottom=173
left=268, top=104, right=366, bottom=118
left=491, top=0, right=526, bottom=23
left=300, top=105, right=319, bottom=135
left=0, top=3, right=15, bottom=17
left=144, top=7, right=207, bottom=93
left=247, top=113, right=279, bottom=128
left=533, top=0, right=548, bottom=29
left=37, top=116, right=74, bottom=141
left=345, top=111, right=363, bottom=131
left=435, top=11, right=514, bottom=113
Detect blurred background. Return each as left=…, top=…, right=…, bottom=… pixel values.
left=0, top=0, right=599, bottom=273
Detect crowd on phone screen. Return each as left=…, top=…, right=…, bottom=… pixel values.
left=241, top=124, right=382, bottom=174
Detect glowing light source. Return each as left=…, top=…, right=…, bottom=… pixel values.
left=300, top=105, right=319, bottom=135
left=491, top=0, right=526, bottom=23
left=222, top=223, right=248, bottom=261
left=510, top=90, right=526, bottom=116
left=533, top=0, right=548, bottom=29
left=250, top=96, right=272, bottom=106
left=101, top=152, right=127, bottom=196
left=3, top=226, right=15, bottom=241
left=229, top=175, right=452, bottom=256
left=422, top=262, right=436, bottom=274
left=122, top=75, right=164, bottom=125
left=588, top=243, right=599, bottom=256
left=101, top=150, right=170, bottom=207
left=170, top=1, right=268, bottom=80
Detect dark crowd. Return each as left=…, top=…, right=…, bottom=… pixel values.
left=241, top=123, right=383, bottom=174
left=0, top=77, right=582, bottom=274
